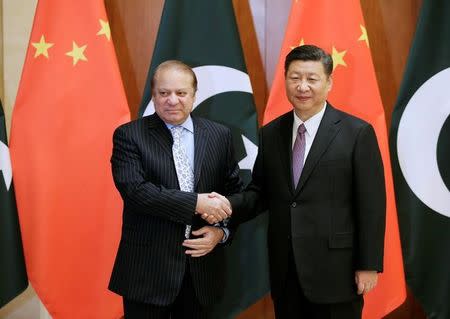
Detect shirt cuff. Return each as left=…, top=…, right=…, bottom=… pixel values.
left=220, top=227, right=230, bottom=243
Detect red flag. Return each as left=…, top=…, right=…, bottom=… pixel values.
left=265, top=1, right=406, bottom=318
left=10, top=0, right=130, bottom=317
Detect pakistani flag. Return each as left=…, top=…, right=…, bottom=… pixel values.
left=140, top=1, right=269, bottom=317
left=0, top=101, right=28, bottom=307
left=390, top=1, right=450, bottom=318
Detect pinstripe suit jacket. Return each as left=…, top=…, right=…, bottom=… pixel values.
left=108, top=113, right=242, bottom=306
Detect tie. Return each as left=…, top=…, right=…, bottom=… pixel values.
left=170, top=126, right=194, bottom=238
left=292, top=124, right=306, bottom=188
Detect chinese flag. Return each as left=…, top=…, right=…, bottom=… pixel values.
left=264, top=1, right=406, bottom=318
left=10, top=0, right=130, bottom=317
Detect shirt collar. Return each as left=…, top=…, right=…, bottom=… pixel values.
left=165, top=115, right=194, bottom=133
left=293, top=102, right=327, bottom=136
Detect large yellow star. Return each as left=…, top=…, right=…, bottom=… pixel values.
left=31, top=35, right=54, bottom=58
left=358, top=25, right=369, bottom=47
left=331, top=46, right=347, bottom=70
left=66, top=41, right=88, bottom=66
left=290, top=38, right=305, bottom=50
left=97, top=19, right=111, bottom=41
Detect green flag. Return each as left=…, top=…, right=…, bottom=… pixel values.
left=140, top=1, right=269, bottom=317
left=0, top=101, right=28, bottom=307
left=390, top=1, right=450, bottom=318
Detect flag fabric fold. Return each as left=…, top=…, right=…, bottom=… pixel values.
left=0, top=101, right=28, bottom=308
left=390, top=1, right=450, bottom=318
left=10, top=0, right=130, bottom=317
left=139, top=1, right=269, bottom=318
left=265, top=1, right=406, bottom=318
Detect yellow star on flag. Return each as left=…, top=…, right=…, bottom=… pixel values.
left=97, top=19, right=111, bottom=41
left=358, top=25, right=369, bottom=47
left=290, top=38, right=305, bottom=49
left=331, top=46, right=347, bottom=70
left=31, top=35, right=54, bottom=58
left=66, top=41, right=88, bottom=66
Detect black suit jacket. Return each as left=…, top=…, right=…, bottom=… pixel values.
left=229, top=104, right=386, bottom=303
left=108, top=113, right=242, bottom=306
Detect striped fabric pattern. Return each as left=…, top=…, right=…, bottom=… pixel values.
left=109, top=114, right=242, bottom=306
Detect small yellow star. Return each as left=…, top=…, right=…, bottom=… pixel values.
left=97, top=19, right=111, bottom=41
left=65, top=41, right=88, bottom=66
left=358, top=25, right=369, bottom=47
left=31, top=35, right=54, bottom=58
left=331, top=46, right=347, bottom=70
left=290, top=38, right=305, bottom=50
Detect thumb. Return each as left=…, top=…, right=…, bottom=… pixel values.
left=208, top=192, right=219, bottom=198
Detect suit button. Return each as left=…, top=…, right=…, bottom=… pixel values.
left=291, top=202, right=297, bottom=208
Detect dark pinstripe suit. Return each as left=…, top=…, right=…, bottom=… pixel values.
left=108, top=113, right=242, bottom=307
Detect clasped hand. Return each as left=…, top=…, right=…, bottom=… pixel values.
left=195, top=192, right=231, bottom=224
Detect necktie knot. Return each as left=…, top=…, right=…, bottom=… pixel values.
left=170, top=125, right=184, bottom=142
left=298, top=123, right=306, bottom=135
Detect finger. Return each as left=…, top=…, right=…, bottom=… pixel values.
left=206, top=216, right=219, bottom=224
left=185, top=249, right=207, bottom=256
left=185, top=248, right=211, bottom=256
left=189, top=251, right=208, bottom=257
left=183, top=243, right=209, bottom=249
left=211, top=212, right=224, bottom=222
left=191, top=227, right=210, bottom=236
left=183, top=238, right=208, bottom=246
left=357, top=282, right=365, bottom=295
left=220, top=204, right=232, bottom=216
left=216, top=209, right=228, bottom=220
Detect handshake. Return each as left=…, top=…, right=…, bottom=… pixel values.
left=195, top=192, right=231, bottom=224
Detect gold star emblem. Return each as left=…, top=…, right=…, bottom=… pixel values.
left=31, top=35, right=54, bottom=58
left=97, top=19, right=111, bottom=41
left=331, top=46, right=347, bottom=70
left=290, top=38, right=305, bottom=50
left=66, top=41, right=88, bottom=66
left=358, top=25, right=369, bottom=47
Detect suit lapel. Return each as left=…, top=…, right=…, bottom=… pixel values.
left=276, top=112, right=295, bottom=195
left=193, top=117, right=208, bottom=189
left=294, top=104, right=342, bottom=196
left=147, top=114, right=173, bottom=159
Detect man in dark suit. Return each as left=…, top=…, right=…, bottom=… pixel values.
left=220, top=45, right=386, bottom=318
left=108, top=60, right=242, bottom=318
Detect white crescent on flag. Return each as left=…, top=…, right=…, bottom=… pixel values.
left=397, top=67, right=450, bottom=218
left=143, top=65, right=258, bottom=172
left=0, top=140, right=12, bottom=191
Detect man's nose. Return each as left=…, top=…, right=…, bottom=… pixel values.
left=297, top=81, right=309, bottom=91
left=167, top=93, right=178, bottom=105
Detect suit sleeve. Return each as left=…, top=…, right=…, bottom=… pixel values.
left=228, top=129, right=268, bottom=226
left=353, top=123, right=386, bottom=272
left=223, top=128, right=243, bottom=196
left=218, top=128, right=244, bottom=241
left=111, top=125, right=197, bottom=225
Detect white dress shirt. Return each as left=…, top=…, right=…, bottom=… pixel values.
left=292, top=102, right=327, bottom=163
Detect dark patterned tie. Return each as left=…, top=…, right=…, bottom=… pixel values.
left=292, top=124, right=306, bottom=188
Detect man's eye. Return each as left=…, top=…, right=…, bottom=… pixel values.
left=159, top=92, right=168, bottom=96
left=177, top=92, right=187, bottom=96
